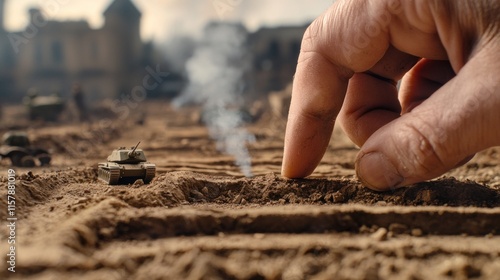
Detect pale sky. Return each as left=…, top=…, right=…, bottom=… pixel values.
left=4, top=0, right=334, bottom=42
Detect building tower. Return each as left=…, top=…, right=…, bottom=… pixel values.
left=104, top=0, right=141, bottom=26
left=103, top=0, right=142, bottom=96
left=103, top=0, right=142, bottom=65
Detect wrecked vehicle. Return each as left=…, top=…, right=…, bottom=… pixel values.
left=0, top=131, right=51, bottom=167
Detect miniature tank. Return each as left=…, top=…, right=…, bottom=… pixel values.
left=24, top=89, right=65, bottom=122
left=0, top=131, right=51, bottom=167
left=98, top=142, right=156, bottom=185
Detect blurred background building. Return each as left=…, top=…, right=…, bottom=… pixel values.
left=0, top=0, right=320, bottom=105
left=0, top=0, right=15, bottom=101
left=249, top=25, right=306, bottom=98
left=0, top=0, right=158, bottom=102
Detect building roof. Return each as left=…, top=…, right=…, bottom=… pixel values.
left=103, top=0, right=141, bottom=18
left=44, top=20, right=90, bottom=31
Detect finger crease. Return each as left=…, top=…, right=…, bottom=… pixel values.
left=363, top=70, right=398, bottom=86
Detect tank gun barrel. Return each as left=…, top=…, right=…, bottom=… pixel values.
left=128, top=141, right=141, bottom=158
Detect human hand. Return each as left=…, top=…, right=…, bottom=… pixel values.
left=281, top=0, right=500, bottom=191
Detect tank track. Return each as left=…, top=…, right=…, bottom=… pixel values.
left=98, top=167, right=121, bottom=185
left=144, top=165, right=156, bottom=183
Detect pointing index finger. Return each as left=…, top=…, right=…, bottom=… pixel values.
left=281, top=50, right=351, bottom=178
left=281, top=0, right=399, bottom=178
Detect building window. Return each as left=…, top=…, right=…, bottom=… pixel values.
left=51, top=41, right=64, bottom=64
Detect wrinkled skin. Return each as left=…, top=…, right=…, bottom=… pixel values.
left=282, top=0, right=500, bottom=191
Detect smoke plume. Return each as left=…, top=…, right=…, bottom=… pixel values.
left=173, top=22, right=255, bottom=177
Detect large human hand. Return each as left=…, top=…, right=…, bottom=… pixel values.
left=281, top=0, right=500, bottom=191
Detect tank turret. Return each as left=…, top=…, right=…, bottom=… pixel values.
left=106, top=142, right=147, bottom=164
left=98, top=142, right=156, bottom=185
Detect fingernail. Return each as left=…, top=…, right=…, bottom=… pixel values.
left=356, top=152, right=404, bottom=190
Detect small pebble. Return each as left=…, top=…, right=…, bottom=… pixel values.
left=232, top=195, right=242, bottom=204
left=77, top=197, right=90, bottom=204
left=359, top=225, right=371, bottom=234
left=201, top=187, right=209, bottom=195
left=253, top=233, right=265, bottom=239
left=389, top=223, right=408, bottom=235
left=371, top=227, right=388, bottom=241
left=133, top=179, right=144, bottom=186
left=411, top=228, right=423, bottom=237
left=332, top=191, right=345, bottom=203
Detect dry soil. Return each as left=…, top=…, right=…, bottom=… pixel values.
left=0, top=102, right=499, bottom=280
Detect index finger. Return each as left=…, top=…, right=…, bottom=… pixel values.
left=281, top=0, right=411, bottom=178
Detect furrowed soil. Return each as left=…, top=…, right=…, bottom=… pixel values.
left=0, top=101, right=499, bottom=280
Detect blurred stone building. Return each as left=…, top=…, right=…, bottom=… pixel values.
left=0, top=0, right=15, bottom=101
left=0, top=0, right=154, bottom=102
left=249, top=25, right=307, bottom=97
left=178, top=22, right=306, bottom=100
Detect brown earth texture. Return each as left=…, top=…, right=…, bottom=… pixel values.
left=1, top=101, right=500, bottom=280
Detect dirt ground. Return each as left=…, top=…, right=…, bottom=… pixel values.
left=0, top=101, right=499, bottom=280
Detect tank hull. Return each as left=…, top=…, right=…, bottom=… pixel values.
left=29, top=103, right=65, bottom=121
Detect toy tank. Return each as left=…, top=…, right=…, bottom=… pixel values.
left=24, top=90, right=65, bottom=122
left=98, top=142, right=156, bottom=185
left=0, top=131, right=51, bottom=167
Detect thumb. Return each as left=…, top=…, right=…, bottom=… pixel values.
left=355, top=46, right=500, bottom=191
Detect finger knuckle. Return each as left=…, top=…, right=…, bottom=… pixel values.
left=395, top=121, right=447, bottom=176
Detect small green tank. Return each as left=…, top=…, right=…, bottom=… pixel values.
left=24, top=89, right=65, bottom=122
left=98, top=142, right=156, bottom=185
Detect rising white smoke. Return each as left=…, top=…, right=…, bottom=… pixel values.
left=173, top=22, right=255, bottom=177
